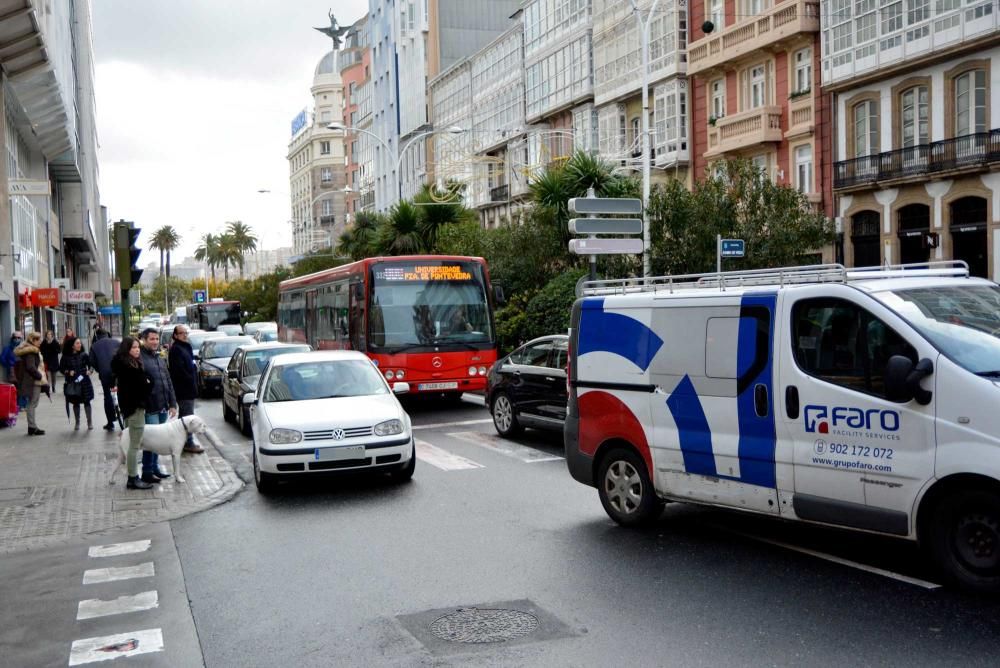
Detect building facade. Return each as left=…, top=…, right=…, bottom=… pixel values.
left=825, top=1, right=1000, bottom=277
left=338, top=15, right=373, bottom=221
left=0, top=0, right=108, bottom=340
left=287, top=52, right=348, bottom=256
left=687, top=0, right=826, bottom=213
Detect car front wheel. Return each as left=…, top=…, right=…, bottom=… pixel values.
left=239, top=405, right=252, bottom=437
left=390, top=443, right=416, bottom=483
left=222, top=397, right=235, bottom=423
left=491, top=392, right=522, bottom=438
left=597, top=447, right=662, bottom=527
left=253, top=446, right=277, bottom=494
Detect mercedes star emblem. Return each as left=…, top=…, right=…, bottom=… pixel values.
left=432, top=357, right=443, bottom=368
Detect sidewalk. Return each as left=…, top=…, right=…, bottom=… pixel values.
left=0, top=384, right=243, bottom=555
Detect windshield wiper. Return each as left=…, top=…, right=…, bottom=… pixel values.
left=975, top=370, right=1000, bottom=378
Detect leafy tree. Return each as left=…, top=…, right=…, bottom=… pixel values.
left=146, top=275, right=191, bottom=313
left=194, top=233, right=222, bottom=284
left=225, top=221, right=258, bottom=278
left=336, top=210, right=383, bottom=261
left=648, top=159, right=835, bottom=276
left=291, top=251, right=350, bottom=278
left=523, top=269, right=587, bottom=343
left=149, top=225, right=180, bottom=312
left=215, top=233, right=243, bottom=282
left=413, top=182, right=475, bottom=250
left=377, top=200, right=423, bottom=255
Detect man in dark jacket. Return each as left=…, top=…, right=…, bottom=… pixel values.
left=168, top=325, right=203, bottom=453
left=90, top=330, right=120, bottom=431
left=140, top=328, right=177, bottom=483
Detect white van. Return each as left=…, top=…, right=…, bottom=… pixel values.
left=566, top=262, right=1000, bottom=590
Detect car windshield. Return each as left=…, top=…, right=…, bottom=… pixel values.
left=243, top=346, right=310, bottom=377
left=204, top=338, right=253, bottom=359
left=264, top=360, right=388, bottom=402
left=189, top=332, right=223, bottom=349
left=218, top=325, right=243, bottom=336
left=256, top=330, right=278, bottom=342
left=878, top=285, right=1000, bottom=375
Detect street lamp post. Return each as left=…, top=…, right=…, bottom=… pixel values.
left=629, top=0, right=664, bottom=278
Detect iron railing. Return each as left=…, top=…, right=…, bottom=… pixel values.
left=490, top=184, right=509, bottom=202
left=835, top=129, right=1000, bottom=189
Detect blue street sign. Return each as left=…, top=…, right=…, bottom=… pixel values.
left=98, top=305, right=122, bottom=315
left=721, top=239, right=745, bottom=258
left=193, top=290, right=207, bottom=304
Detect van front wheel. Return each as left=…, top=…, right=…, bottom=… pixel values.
left=929, top=488, right=1000, bottom=592
left=597, top=448, right=662, bottom=527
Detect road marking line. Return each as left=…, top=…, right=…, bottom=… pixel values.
left=447, top=431, right=565, bottom=463
left=415, top=440, right=484, bottom=470
left=82, top=562, right=155, bottom=585
left=88, top=540, right=151, bottom=559
left=413, top=418, right=493, bottom=431
left=69, top=628, right=163, bottom=665
left=716, top=526, right=942, bottom=590
left=77, top=591, right=159, bottom=621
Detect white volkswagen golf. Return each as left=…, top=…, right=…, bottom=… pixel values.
left=243, top=350, right=415, bottom=493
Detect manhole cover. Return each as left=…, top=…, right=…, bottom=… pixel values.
left=428, top=607, right=539, bottom=644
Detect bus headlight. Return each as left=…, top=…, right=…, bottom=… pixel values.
left=468, top=366, right=477, bottom=376
left=478, top=366, right=487, bottom=376
left=269, top=428, right=303, bottom=444
left=385, top=370, right=395, bottom=380
left=374, top=419, right=403, bottom=436
left=395, top=370, right=404, bottom=379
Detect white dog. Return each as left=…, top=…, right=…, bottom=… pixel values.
left=114, top=415, right=221, bottom=484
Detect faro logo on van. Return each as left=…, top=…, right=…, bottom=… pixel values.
left=804, top=405, right=900, bottom=434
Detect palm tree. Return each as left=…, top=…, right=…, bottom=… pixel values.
left=149, top=225, right=180, bottom=312
left=336, top=211, right=382, bottom=261
left=225, top=221, right=258, bottom=278
left=413, top=182, right=475, bottom=251
left=377, top=201, right=423, bottom=255
left=194, top=233, right=222, bottom=285
left=216, top=233, right=242, bottom=282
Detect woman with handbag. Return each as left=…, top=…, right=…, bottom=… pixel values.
left=60, top=337, right=95, bottom=430
left=111, top=336, right=154, bottom=490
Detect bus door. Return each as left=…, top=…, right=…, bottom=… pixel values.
left=349, top=281, right=365, bottom=351
left=305, top=290, right=318, bottom=347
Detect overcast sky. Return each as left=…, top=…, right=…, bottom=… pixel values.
left=93, top=0, right=368, bottom=264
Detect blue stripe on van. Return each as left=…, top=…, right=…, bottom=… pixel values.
left=735, top=293, right=778, bottom=488
left=666, top=375, right=718, bottom=477
left=578, top=298, right=663, bottom=372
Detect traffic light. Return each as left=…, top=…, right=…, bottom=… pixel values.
left=113, top=220, right=143, bottom=290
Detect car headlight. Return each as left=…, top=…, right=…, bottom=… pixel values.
left=478, top=366, right=487, bottom=376
left=203, top=367, right=223, bottom=378
left=268, top=428, right=303, bottom=444
left=374, top=419, right=403, bottom=436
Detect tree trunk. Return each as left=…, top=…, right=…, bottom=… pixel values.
left=165, top=250, right=171, bottom=313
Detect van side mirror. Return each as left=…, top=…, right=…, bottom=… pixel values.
left=886, top=356, right=934, bottom=405
left=493, top=284, right=506, bottom=306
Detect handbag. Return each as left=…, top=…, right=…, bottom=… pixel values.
left=64, top=377, right=84, bottom=402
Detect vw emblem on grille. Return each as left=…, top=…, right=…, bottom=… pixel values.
left=332, top=428, right=346, bottom=441
left=432, top=356, right=443, bottom=368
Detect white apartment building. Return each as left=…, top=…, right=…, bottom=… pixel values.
left=429, top=61, right=473, bottom=194
left=287, top=52, right=348, bottom=256
left=824, top=0, right=1000, bottom=278
left=592, top=0, right=689, bottom=176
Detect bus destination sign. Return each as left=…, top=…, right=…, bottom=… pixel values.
left=377, top=265, right=472, bottom=282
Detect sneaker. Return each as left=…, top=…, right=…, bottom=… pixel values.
left=139, top=474, right=161, bottom=484
left=127, top=476, right=153, bottom=490
left=183, top=445, right=205, bottom=454
left=103, top=423, right=116, bottom=432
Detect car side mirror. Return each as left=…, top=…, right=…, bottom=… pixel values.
left=886, top=356, right=933, bottom=405
left=227, top=370, right=238, bottom=380
left=493, top=284, right=506, bottom=306
left=242, top=392, right=257, bottom=405
left=392, top=382, right=410, bottom=395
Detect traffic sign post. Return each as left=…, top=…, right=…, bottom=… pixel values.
left=568, top=218, right=643, bottom=235
left=716, top=236, right=745, bottom=273
left=568, top=191, right=645, bottom=282
left=569, top=238, right=645, bottom=255
left=569, top=197, right=642, bottom=215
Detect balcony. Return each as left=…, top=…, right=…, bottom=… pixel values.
left=490, top=184, right=510, bottom=202
left=688, top=0, right=820, bottom=76
left=705, top=106, right=783, bottom=157
left=786, top=95, right=814, bottom=139
left=834, top=130, right=1000, bottom=190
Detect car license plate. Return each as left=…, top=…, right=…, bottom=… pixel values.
left=418, top=382, right=459, bottom=391
left=314, top=445, right=365, bottom=461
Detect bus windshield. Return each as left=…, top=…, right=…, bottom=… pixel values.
left=199, top=303, right=241, bottom=331
left=369, top=261, right=493, bottom=352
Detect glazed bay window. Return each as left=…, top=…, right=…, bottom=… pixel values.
left=854, top=100, right=878, bottom=157
left=711, top=79, right=726, bottom=119
left=901, top=86, right=928, bottom=147
left=907, top=0, right=930, bottom=24
left=320, top=141, right=331, bottom=155
left=881, top=0, right=903, bottom=34
left=653, top=80, right=687, bottom=156
left=955, top=70, right=987, bottom=136
left=749, top=65, right=766, bottom=109
left=708, top=0, right=724, bottom=28
left=794, top=50, right=811, bottom=93
left=795, top=145, right=813, bottom=193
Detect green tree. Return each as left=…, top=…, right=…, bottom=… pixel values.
left=194, top=233, right=222, bottom=284
left=522, top=268, right=587, bottom=343
left=377, top=200, right=423, bottom=255
left=336, top=210, right=382, bottom=261
left=216, top=233, right=243, bottom=282
left=413, top=182, right=475, bottom=250
left=146, top=275, right=191, bottom=312
left=149, top=225, right=180, bottom=312
left=226, top=221, right=258, bottom=278
left=291, top=250, right=350, bottom=278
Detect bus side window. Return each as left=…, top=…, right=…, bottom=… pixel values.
left=349, top=281, right=365, bottom=350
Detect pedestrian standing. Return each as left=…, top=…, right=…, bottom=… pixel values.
left=139, top=328, right=177, bottom=483
left=1, top=331, right=22, bottom=384
left=13, top=331, right=47, bottom=435
left=111, top=337, right=153, bottom=490
left=39, top=330, right=60, bottom=391
left=60, top=337, right=96, bottom=430
left=90, top=330, right=120, bottom=431
left=168, top=325, right=203, bottom=453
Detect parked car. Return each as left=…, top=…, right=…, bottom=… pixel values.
left=187, top=330, right=223, bottom=359
left=486, top=334, right=568, bottom=438
left=243, top=350, right=414, bottom=493
left=169, top=307, right=187, bottom=324
left=253, top=328, right=279, bottom=343
left=158, top=325, right=176, bottom=350
left=217, top=323, right=244, bottom=336
left=196, top=335, right=254, bottom=396
left=223, top=342, right=312, bottom=436
left=244, top=322, right=277, bottom=338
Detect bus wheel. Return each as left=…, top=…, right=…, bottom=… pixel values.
left=491, top=392, right=522, bottom=437
left=929, top=488, right=1000, bottom=592
left=597, top=448, right=662, bottom=527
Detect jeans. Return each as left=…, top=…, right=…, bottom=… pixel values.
left=126, top=409, right=145, bottom=477
left=100, top=374, right=116, bottom=427
left=142, top=410, right=168, bottom=475
left=178, top=399, right=195, bottom=447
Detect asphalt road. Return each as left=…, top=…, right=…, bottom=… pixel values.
left=170, top=394, right=1000, bottom=667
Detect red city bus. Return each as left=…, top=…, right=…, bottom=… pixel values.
left=277, top=255, right=500, bottom=396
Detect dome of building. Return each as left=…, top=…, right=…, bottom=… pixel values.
left=314, top=51, right=337, bottom=76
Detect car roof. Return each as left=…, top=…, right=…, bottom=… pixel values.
left=519, top=334, right=568, bottom=347
left=238, top=342, right=310, bottom=352
left=203, top=336, right=254, bottom=345
left=268, top=350, right=370, bottom=367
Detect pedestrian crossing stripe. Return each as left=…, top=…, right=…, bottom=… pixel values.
left=446, top=431, right=565, bottom=464
left=76, top=591, right=159, bottom=621
left=69, top=628, right=163, bottom=665
left=82, top=562, right=154, bottom=585
left=87, top=540, right=151, bottom=558
left=415, top=440, right=484, bottom=470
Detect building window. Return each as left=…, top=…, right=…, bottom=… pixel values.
left=795, top=145, right=813, bottom=193
left=321, top=167, right=333, bottom=183
left=751, top=154, right=769, bottom=179
left=955, top=69, right=987, bottom=136
left=856, top=12, right=877, bottom=43
left=907, top=0, right=930, bottom=24
left=711, top=79, right=726, bottom=119
left=749, top=65, right=766, bottom=109
left=320, top=141, right=331, bottom=155
left=744, top=0, right=763, bottom=16
left=881, top=0, right=903, bottom=33
left=322, top=199, right=334, bottom=215
left=709, top=0, right=725, bottom=28
left=900, top=86, right=928, bottom=147
left=794, top=49, right=812, bottom=93
left=321, top=110, right=331, bottom=122
left=630, top=117, right=641, bottom=150
left=854, top=100, right=879, bottom=157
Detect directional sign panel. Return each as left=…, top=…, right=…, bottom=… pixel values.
left=569, top=217, right=643, bottom=235
left=569, top=238, right=644, bottom=255
left=568, top=197, right=643, bottom=215
left=721, top=239, right=745, bottom=258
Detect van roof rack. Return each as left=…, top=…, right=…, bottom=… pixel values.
left=579, top=261, right=970, bottom=296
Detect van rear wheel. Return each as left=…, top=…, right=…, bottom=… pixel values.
left=597, top=448, right=662, bottom=527
left=928, top=488, right=1000, bottom=592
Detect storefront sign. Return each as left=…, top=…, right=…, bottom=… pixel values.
left=32, top=288, right=59, bottom=307
left=66, top=290, right=95, bottom=303
left=8, top=180, right=50, bottom=196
